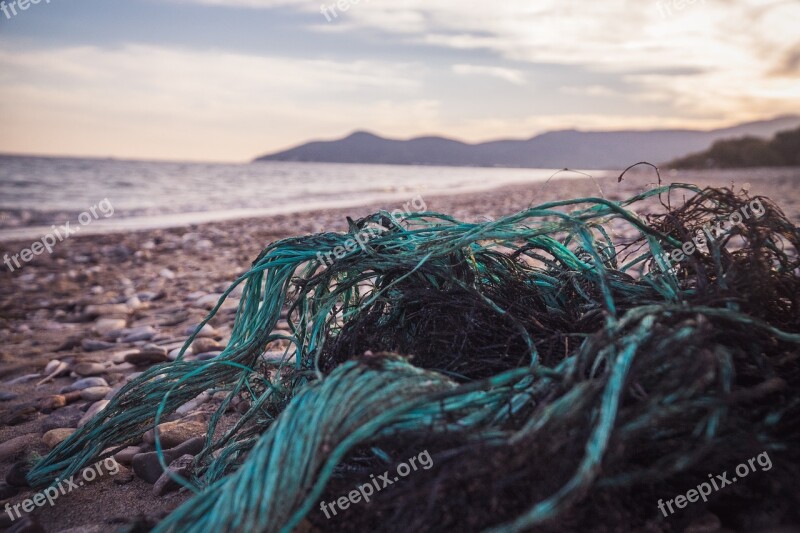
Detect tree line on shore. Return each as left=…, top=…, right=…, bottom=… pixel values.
left=669, top=126, right=800, bottom=169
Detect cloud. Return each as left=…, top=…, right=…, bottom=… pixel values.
left=0, top=44, right=436, bottom=161
left=769, top=44, right=800, bottom=77
left=452, top=64, right=526, bottom=85
left=561, top=85, right=618, bottom=97
left=173, top=0, right=800, bottom=125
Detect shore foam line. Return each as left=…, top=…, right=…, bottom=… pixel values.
left=0, top=174, right=589, bottom=243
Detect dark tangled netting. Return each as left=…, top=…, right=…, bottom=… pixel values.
left=28, top=183, right=800, bottom=532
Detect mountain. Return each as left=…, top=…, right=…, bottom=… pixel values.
left=253, top=115, right=800, bottom=169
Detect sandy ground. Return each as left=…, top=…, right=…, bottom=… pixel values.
left=1, top=167, right=799, bottom=532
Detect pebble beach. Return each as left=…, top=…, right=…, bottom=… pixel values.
left=1, top=168, right=799, bottom=531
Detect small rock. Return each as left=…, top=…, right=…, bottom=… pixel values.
left=73, top=362, right=107, bottom=376
left=176, top=392, right=211, bottom=416
left=5, top=461, right=30, bottom=487
left=191, top=337, right=222, bottom=354
left=167, top=347, right=190, bottom=361
left=81, top=339, right=116, bottom=352
left=196, top=352, right=222, bottom=361
left=160, top=311, right=189, bottom=327
left=126, top=295, right=143, bottom=310
left=41, top=405, right=84, bottom=431
left=84, top=304, right=130, bottom=318
left=0, top=481, right=19, bottom=500
left=55, top=336, right=82, bottom=352
left=184, top=323, right=217, bottom=338
left=114, top=446, right=142, bottom=465
left=0, top=391, right=18, bottom=402
left=38, top=395, right=67, bottom=413
left=139, top=290, right=165, bottom=302
left=125, top=372, right=144, bottom=383
left=78, top=400, right=110, bottom=427
left=2, top=404, right=37, bottom=425
left=80, top=386, right=112, bottom=401
left=143, top=418, right=206, bottom=449
left=44, top=359, right=64, bottom=374
left=159, top=268, right=176, bottom=280
left=121, top=326, right=156, bottom=343
left=262, top=351, right=288, bottom=362
left=42, top=428, right=75, bottom=449
left=153, top=454, right=194, bottom=496
left=113, top=472, right=135, bottom=485
left=63, top=390, right=83, bottom=404
left=236, top=400, right=251, bottom=415
left=4, top=515, right=44, bottom=532
left=4, top=374, right=41, bottom=385
left=104, top=385, right=122, bottom=400
left=63, top=377, right=109, bottom=392
left=36, top=361, right=70, bottom=386
left=103, top=244, right=133, bottom=261
left=124, top=346, right=168, bottom=365
left=195, top=293, right=223, bottom=309
left=93, top=318, right=128, bottom=337
left=110, top=349, right=139, bottom=364
left=132, top=437, right=205, bottom=483
left=0, top=434, right=39, bottom=461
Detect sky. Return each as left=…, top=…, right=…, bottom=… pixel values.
left=0, top=0, right=798, bottom=162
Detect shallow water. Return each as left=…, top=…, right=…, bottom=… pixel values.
left=0, top=155, right=598, bottom=238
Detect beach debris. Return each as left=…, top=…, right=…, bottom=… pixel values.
left=27, top=185, right=800, bottom=532
left=35, top=360, right=70, bottom=386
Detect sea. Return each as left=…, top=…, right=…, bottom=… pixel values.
left=0, top=155, right=610, bottom=241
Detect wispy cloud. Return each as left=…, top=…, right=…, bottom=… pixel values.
left=452, top=64, right=526, bottom=85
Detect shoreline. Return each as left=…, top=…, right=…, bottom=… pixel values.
left=3, top=166, right=799, bottom=244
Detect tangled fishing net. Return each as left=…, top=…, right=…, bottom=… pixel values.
left=28, top=182, right=800, bottom=531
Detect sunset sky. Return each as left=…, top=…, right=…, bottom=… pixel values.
left=0, top=0, right=798, bottom=162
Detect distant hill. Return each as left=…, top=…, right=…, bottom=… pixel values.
left=667, top=126, right=800, bottom=169
left=253, top=115, right=800, bottom=169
